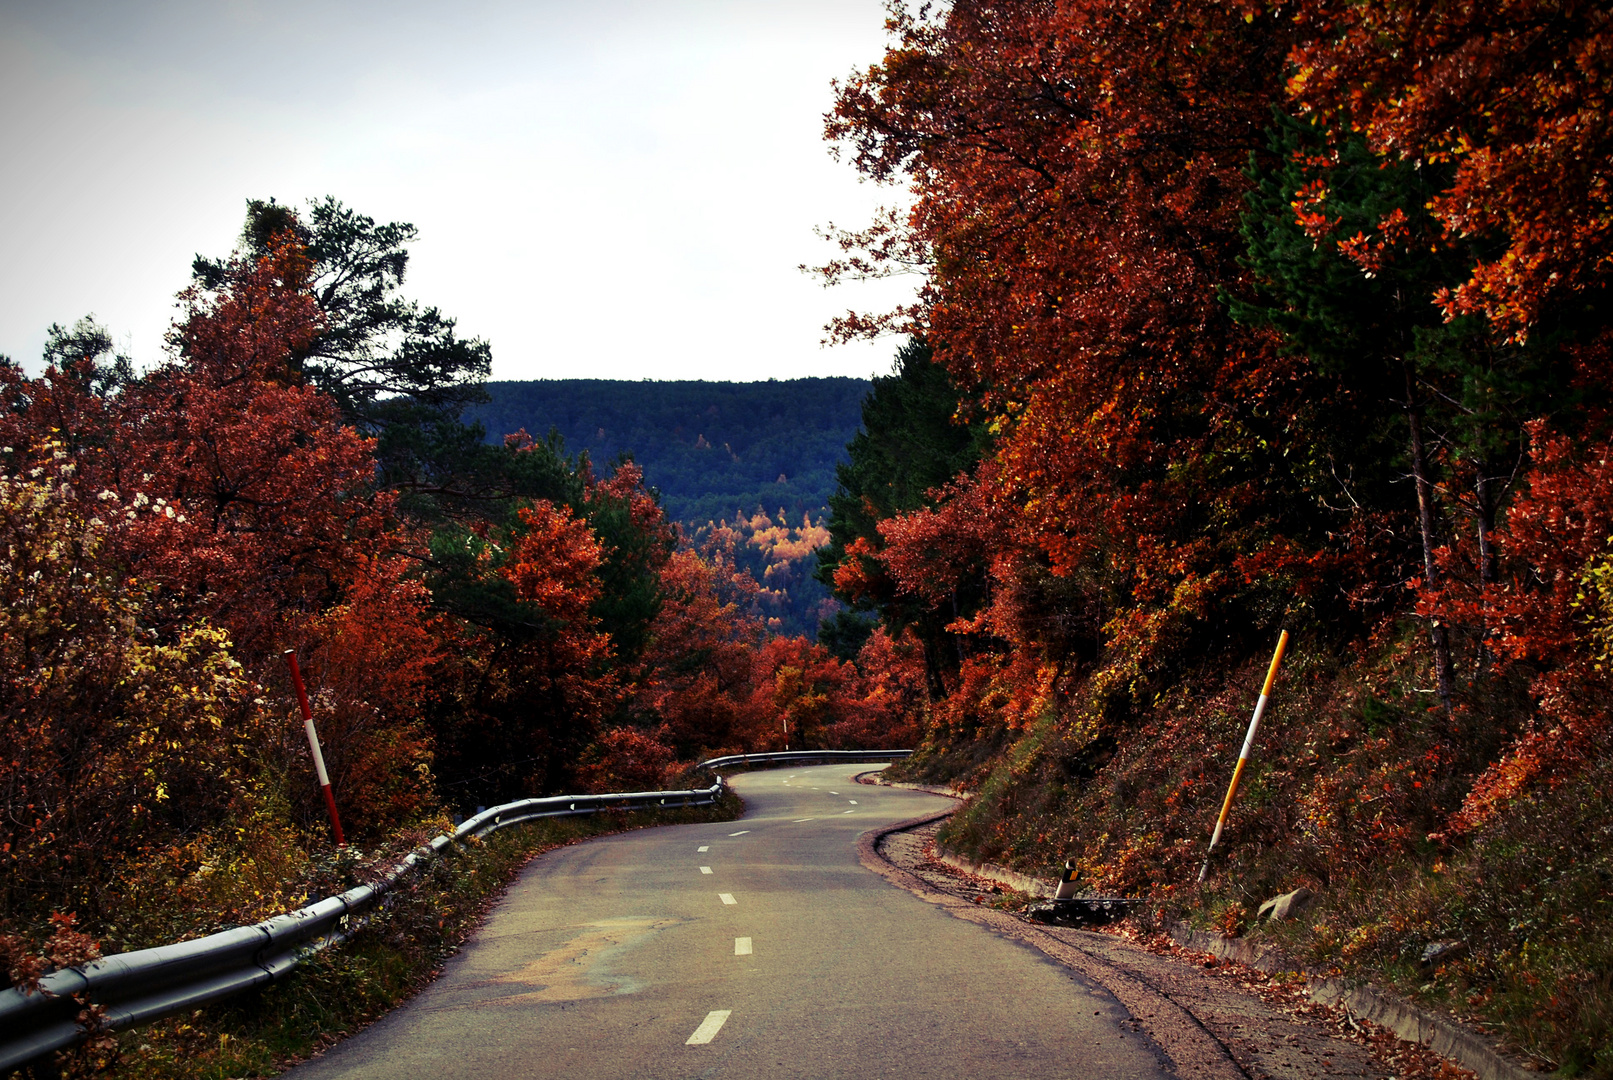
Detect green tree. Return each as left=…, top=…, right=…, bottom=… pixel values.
left=42, top=317, right=133, bottom=395
left=193, top=197, right=493, bottom=510
left=1228, top=112, right=1574, bottom=707
left=816, top=338, right=988, bottom=693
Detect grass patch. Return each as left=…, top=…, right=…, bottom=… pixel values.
left=38, top=795, right=741, bottom=1080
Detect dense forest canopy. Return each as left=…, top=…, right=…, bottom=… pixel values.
left=468, top=378, right=868, bottom=527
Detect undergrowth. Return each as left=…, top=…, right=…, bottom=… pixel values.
left=29, top=794, right=741, bottom=1080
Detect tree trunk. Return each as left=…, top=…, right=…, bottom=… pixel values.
left=1405, top=368, right=1456, bottom=712
left=1474, top=469, right=1497, bottom=584
left=1473, top=467, right=1497, bottom=673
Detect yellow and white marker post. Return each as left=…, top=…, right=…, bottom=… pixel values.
left=1054, top=860, right=1081, bottom=900
left=1197, top=630, right=1289, bottom=883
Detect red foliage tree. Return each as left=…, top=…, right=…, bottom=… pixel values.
left=1, top=232, right=444, bottom=843
left=823, top=0, right=1363, bottom=735
left=637, top=545, right=767, bottom=760
left=1427, top=423, right=1613, bottom=833
left=1286, top=0, right=1613, bottom=338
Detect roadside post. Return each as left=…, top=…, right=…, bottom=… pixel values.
left=283, top=649, right=346, bottom=847
left=1197, top=630, right=1289, bottom=883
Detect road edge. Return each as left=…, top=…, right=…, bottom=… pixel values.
left=855, top=798, right=1540, bottom=1080
left=856, top=809, right=1248, bottom=1080
left=1167, top=926, right=1538, bottom=1080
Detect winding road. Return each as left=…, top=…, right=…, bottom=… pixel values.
left=289, top=764, right=1171, bottom=1079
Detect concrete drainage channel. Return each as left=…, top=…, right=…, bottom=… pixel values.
left=1168, top=926, right=1535, bottom=1080
left=856, top=782, right=1538, bottom=1080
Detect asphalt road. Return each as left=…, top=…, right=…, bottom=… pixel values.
left=289, top=764, right=1172, bottom=1080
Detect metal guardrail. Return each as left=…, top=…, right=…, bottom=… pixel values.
left=0, top=782, right=724, bottom=1072
left=695, top=749, right=912, bottom=771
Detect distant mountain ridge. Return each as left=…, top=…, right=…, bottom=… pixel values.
left=468, top=378, right=870, bottom=528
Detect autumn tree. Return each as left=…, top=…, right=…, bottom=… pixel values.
left=193, top=197, right=496, bottom=514
left=1, top=232, right=445, bottom=844
left=821, top=0, right=1363, bottom=728
left=1228, top=112, right=1577, bottom=709
left=0, top=448, right=256, bottom=926
left=1284, top=0, right=1613, bottom=339
left=635, top=544, right=768, bottom=761
left=817, top=338, right=987, bottom=693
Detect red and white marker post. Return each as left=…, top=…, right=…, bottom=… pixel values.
left=283, top=649, right=345, bottom=848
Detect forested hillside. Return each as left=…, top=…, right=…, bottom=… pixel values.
left=0, top=200, right=925, bottom=1039
left=465, top=378, right=866, bottom=634
left=467, top=379, right=867, bottom=527
left=814, top=1, right=1613, bottom=1073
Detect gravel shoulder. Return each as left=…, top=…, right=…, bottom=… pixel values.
left=860, top=795, right=1478, bottom=1080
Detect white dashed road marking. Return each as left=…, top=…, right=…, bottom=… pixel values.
left=842, top=810, right=855, bottom=814
left=728, top=831, right=750, bottom=837
left=829, top=791, right=839, bottom=795
left=686, top=1011, right=731, bottom=1045
left=792, top=817, right=815, bottom=823
left=700, top=866, right=713, bottom=874
left=849, top=800, right=858, bottom=804
left=698, top=846, right=709, bottom=852
left=734, top=937, right=752, bottom=956
left=719, top=893, right=737, bottom=905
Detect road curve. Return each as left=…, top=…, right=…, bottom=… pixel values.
left=288, top=763, right=1172, bottom=1079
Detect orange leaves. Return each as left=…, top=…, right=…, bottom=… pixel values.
left=1285, top=0, right=1613, bottom=338
left=1290, top=177, right=1339, bottom=240
left=636, top=541, right=927, bottom=760
left=1421, top=419, right=1613, bottom=833
left=832, top=536, right=882, bottom=602
left=171, top=233, right=322, bottom=384
left=291, top=556, right=440, bottom=831
left=874, top=474, right=995, bottom=605
left=575, top=727, right=678, bottom=795
left=503, top=501, right=604, bottom=625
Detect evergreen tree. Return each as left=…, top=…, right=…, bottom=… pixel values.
left=193, top=197, right=494, bottom=515
left=817, top=338, right=988, bottom=693
left=1229, top=112, right=1574, bottom=707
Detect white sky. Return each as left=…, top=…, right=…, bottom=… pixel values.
left=0, top=0, right=919, bottom=381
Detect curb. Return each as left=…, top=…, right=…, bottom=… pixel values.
left=859, top=797, right=1547, bottom=1079
left=1168, top=926, right=1543, bottom=1080
left=852, top=772, right=968, bottom=798
left=931, top=851, right=1055, bottom=898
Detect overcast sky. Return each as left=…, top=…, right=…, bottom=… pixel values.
left=0, top=0, right=918, bottom=382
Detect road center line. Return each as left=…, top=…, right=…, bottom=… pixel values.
left=698, top=846, right=709, bottom=852
left=700, top=866, right=713, bottom=874
left=719, top=893, right=737, bottom=905
left=728, top=831, right=749, bottom=837
left=842, top=809, right=855, bottom=814
left=829, top=791, right=839, bottom=795
left=734, top=937, right=752, bottom=956
left=848, top=800, right=858, bottom=804
left=686, top=1010, right=731, bottom=1045
left=792, top=817, right=815, bottom=822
